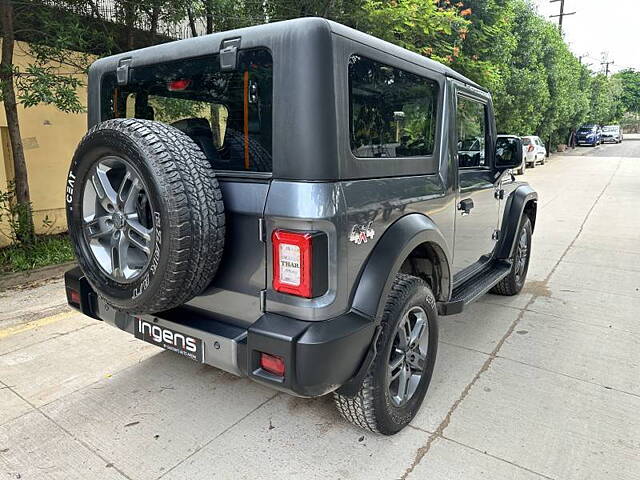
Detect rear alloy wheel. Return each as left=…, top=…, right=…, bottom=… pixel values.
left=491, top=215, right=532, bottom=296
left=334, top=274, right=438, bottom=435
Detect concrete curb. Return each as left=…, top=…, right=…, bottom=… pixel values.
left=0, top=261, right=76, bottom=291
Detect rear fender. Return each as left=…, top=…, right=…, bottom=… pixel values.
left=338, top=213, right=451, bottom=396
left=351, top=213, right=452, bottom=321
left=497, top=185, right=538, bottom=259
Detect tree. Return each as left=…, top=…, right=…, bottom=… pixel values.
left=614, top=69, right=640, bottom=114
left=0, top=0, right=97, bottom=243
left=0, top=0, right=188, bottom=244
left=1, top=0, right=34, bottom=243
left=355, top=0, right=469, bottom=64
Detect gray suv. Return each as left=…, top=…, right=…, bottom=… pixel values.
left=64, top=18, right=537, bottom=435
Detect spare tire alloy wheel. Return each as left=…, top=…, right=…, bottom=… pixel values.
left=83, top=157, right=155, bottom=283
left=67, top=119, right=225, bottom=314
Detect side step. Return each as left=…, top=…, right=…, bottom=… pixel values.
left=437, top=260, right=512, bottom=316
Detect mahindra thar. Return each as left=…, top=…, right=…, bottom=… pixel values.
left=64, top=18, right=537, bottom=435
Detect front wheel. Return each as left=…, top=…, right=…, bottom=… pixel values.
left=334, top=274, right=438, bottom=435
left=491, top=216, right=532, bottom=296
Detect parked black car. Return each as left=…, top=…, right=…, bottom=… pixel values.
left=64, top=18, right=537, bottom=435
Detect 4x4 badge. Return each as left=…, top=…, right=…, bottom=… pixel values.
left=349, top=221, right=375, bottom=245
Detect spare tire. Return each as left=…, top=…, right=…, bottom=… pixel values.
left=66, top=118, right=225, bottom=314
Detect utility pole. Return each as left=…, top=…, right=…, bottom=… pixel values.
left=601, top=60, right=614, bottom=76
left=601, top=52, right=614, bottom=76
left=549, top=0, right=576, bottom=34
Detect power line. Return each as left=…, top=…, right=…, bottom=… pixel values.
left=549, top=0, right=576, bottom=34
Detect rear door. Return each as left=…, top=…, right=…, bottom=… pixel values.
left=186, top=178, right=269, bottom=328
left=101, top=48, right=274, bottom=328
left=452, top=88, right=501, bottom=280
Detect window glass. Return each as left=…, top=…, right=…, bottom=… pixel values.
left=101, top=49, right=273, bottom=173
left=349, top=55, right=438, bottom=158
left=456, top=96, right=487, bottom=168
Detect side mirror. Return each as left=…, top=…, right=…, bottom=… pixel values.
left=495, top=137, right=523, bottom=170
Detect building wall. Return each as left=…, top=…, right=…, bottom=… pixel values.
left=0, top=40, right=88, bottom=246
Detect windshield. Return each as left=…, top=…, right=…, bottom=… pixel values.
left=603, top=126, right=618, bottom=132
left=578, top=126, right=596, bottom=133
left=100, top=49, right=273, bottom=173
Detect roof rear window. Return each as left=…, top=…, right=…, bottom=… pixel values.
left=101, top=49, right=273, bottom=173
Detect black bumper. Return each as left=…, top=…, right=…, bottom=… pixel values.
left=65, top=267, right=375, bottom=397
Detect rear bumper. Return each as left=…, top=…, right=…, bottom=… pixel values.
left=65, top=268, right=375, bottom=397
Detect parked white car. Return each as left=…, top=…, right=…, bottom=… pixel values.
left=522, top=136, right=546, bottom=168
left=602, top=125, right=623, bottom=144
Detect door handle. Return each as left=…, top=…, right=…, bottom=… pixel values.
left=458, top=198, right=474, bottom=215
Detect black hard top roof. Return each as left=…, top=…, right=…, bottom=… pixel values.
left=91, top=17, right=484, bottom=91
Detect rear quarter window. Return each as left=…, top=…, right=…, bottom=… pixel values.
left=100, top=49, right=273, bottom=173
left=349, top=55, right=438, bottom=159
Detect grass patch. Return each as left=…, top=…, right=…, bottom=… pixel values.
left=0, top=234, right=75, bottom=275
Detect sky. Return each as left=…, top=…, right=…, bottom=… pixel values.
left=532, top=0, right=640, bottom=74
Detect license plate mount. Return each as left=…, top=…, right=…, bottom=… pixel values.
left=134, top=318, right=204, bottom=363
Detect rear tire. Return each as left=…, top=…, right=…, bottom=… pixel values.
left=334, top=274, right=438, bottom=435
left=491, top=216, right=532, bottom=296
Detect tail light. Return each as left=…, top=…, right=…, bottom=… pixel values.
left=527, top=145, right=535, bottom=152
left=272, top=229, right=327, bottom=298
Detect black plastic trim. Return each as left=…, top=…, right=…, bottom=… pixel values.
left=247, top=310, right=375, bottom=397
left=64, top=267, right=100, bottom=320
left=497, top=185, right=538, bottom=259
left=311, top=232, right=328, bottom=297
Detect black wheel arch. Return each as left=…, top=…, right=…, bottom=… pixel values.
left=497, top=185, right=538, bottom=260
left=350, top=213, right=452, bottom=322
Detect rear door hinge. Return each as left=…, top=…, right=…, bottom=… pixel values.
left=116, top=58, right=132, bottom=85
left=220, top=38, right=241, bottom=71
left=492, top=229, right=500, bottom=241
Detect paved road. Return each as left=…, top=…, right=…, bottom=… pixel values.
left=562, top=133, right=640, bottom=157
left=1, top=143, right=640, bottom=479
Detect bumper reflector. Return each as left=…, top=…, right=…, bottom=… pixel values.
left=260, top=352, right=285, bottom=377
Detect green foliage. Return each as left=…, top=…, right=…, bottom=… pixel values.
left=614, top=69, right=640, bottom=114
left=0, top=234, right=74, bottom=274
left=0, top=183, right=55, bottom=245
left=358, top=0, right=469, bottom=64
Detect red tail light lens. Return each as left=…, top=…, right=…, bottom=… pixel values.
left=527, top=145, right=535, bottom=152
left=272, top=230, right=313, bottom=298
left=260, top=352, right=285, bottom=377
left=67, top=288, right=81, bottom=306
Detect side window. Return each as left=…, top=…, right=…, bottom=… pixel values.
left=349, top=55, right=439, bottom=158
left=456, top=96, right=487, bottom=169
